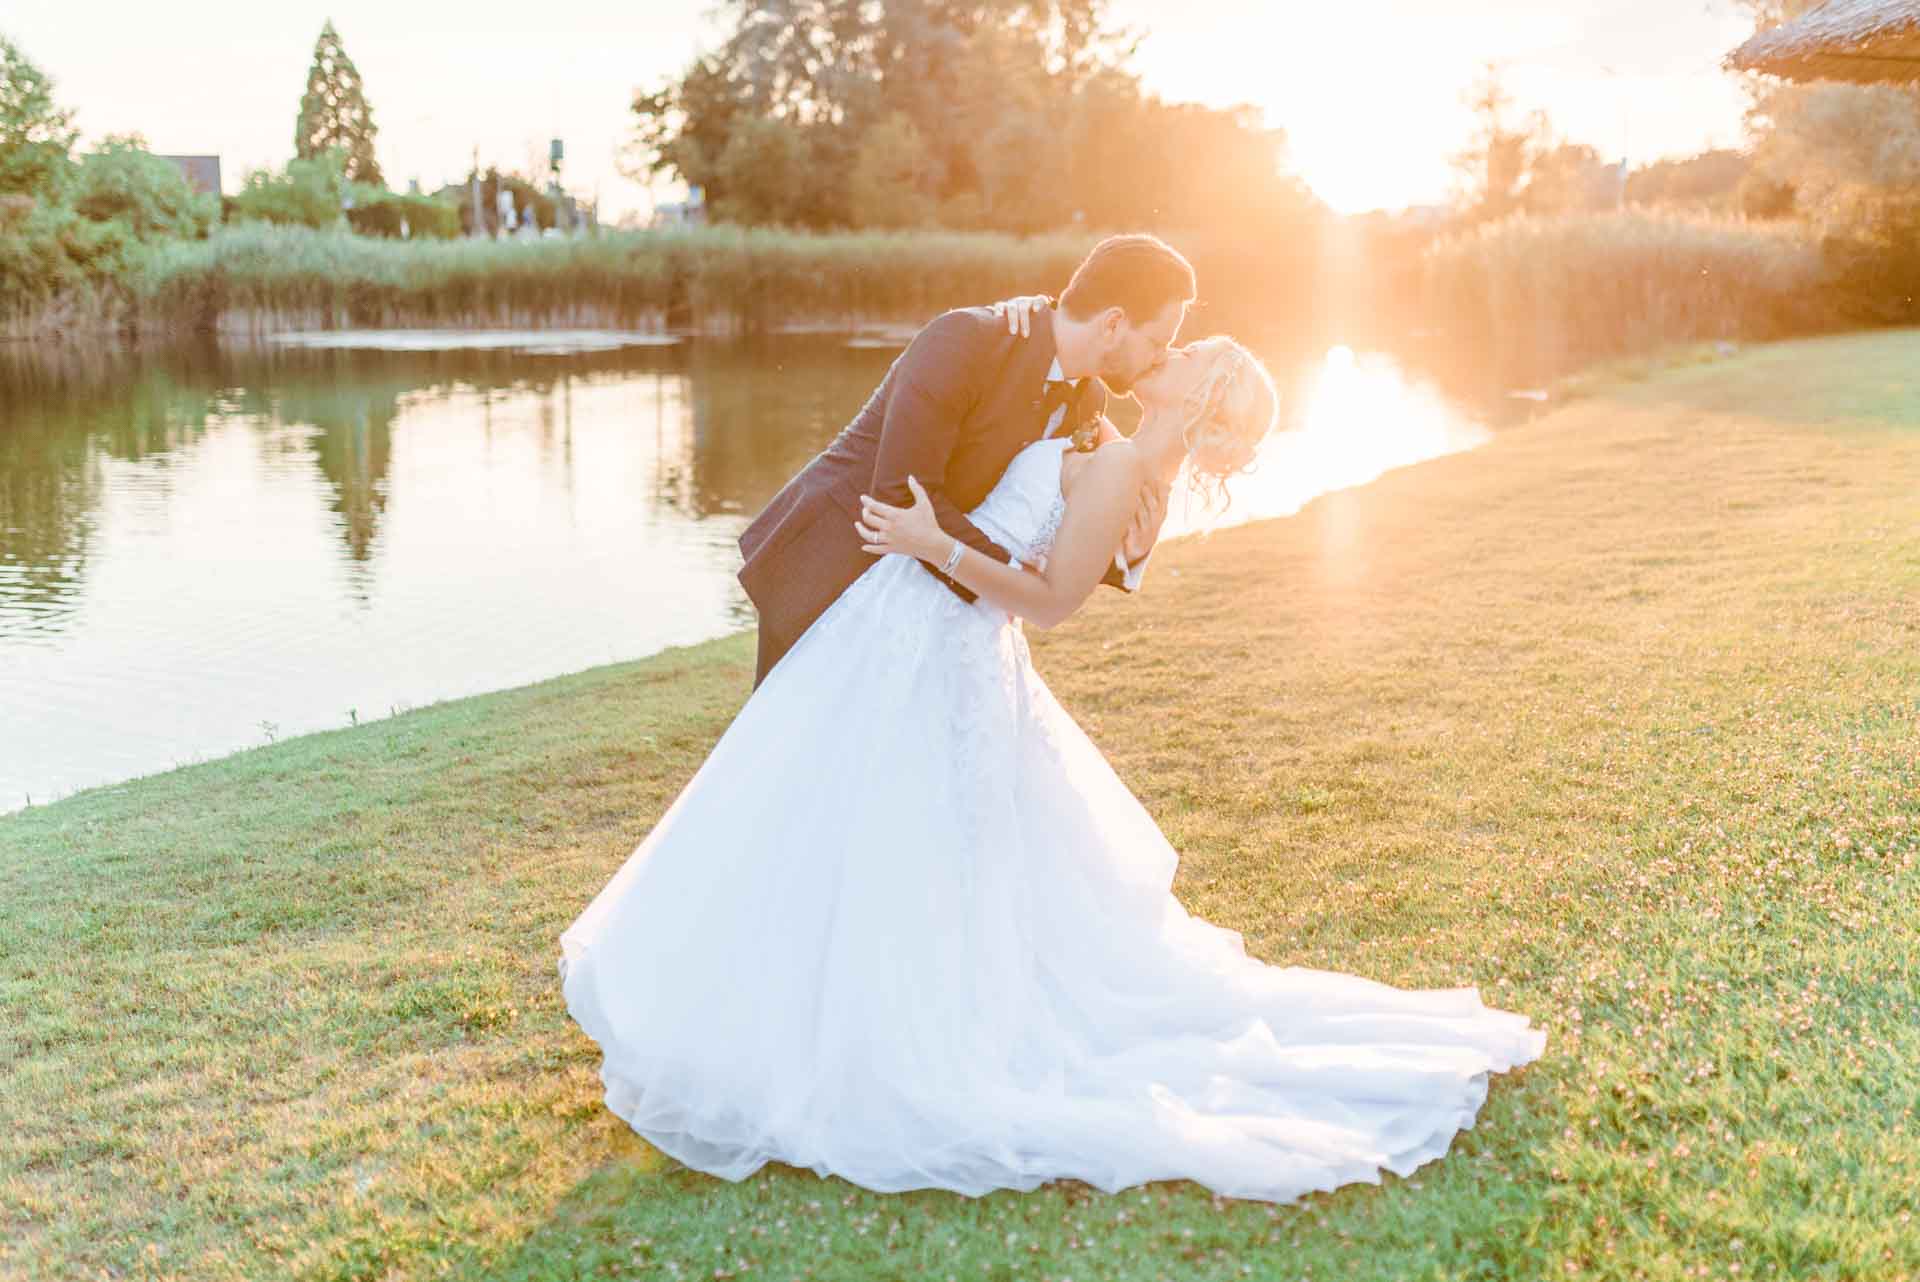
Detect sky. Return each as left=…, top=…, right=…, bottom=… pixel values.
left=3, top=0, right=1763, bottom=219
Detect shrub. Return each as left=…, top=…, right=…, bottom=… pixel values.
left=228, top=152, right=346, bottom=229
left=70, top=135, right=217, bottom=239
left=345, top=191, right=460, bottom=240
left=1818, top=198, right=1920, bottom=327
left=0, top=199, right=153, bottom=330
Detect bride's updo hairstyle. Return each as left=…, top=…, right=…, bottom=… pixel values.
left=1177, top=337, right=1280, bottom=509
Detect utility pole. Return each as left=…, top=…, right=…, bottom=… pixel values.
left=470, top=144, right=481, bottom=237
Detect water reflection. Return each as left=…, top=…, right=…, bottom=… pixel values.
left=0, top=334, right=1488, bottom=813
left=1155, top=345, right=1490, bottom=540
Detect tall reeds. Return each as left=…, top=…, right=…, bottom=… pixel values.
left=9, top=221, right=1331, bottom=342
left=14, top=212, right=1857, bottom=389
left=116, top=224, right=1108, bottom=337
left=1419, top=209, right=1839, bottom=388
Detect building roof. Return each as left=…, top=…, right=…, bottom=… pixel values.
left=1726, top=0, right=1920, bottom=83
left=157, top=155, right=223, bottom=196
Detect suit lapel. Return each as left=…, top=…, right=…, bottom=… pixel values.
left=1009, top=310, right=1061, bottom=443
left=948, top=307, right=1069, bottom=509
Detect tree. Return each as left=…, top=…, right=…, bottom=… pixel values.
left=294, top=20, right=383, bottom=186
left=1525, top=143, right=1620, bottom=213
left=627, top=54, right=755, bottom=216
left=1449, top=64, right=1549, bottom=222
left=624, top=0, right=1318, bottom=237
left=710, top=116, right=817, bottom=226
left=627, top=0, right=1140, bottom=231
left=1626, top=150, right=1752, bottom=211
left=849, top=111, right=936, bottom=228
left=1147, top=100, right=1300, bottom=229
left=1728, top=0, right=1915, bottom=226
left=1063, top=66, right=1156, bottom=224
left=229, top=149, right=348, bottom=228
left=0, top=34, right=77, bottom=198
left=1751, top=82, right=1920, bottom=223
left=72, top=134, right=218, bottom=238
left=974, top=109, right=1071, bottom=231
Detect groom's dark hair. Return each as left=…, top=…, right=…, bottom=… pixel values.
left=1058, top=234, right=1197, bottom=324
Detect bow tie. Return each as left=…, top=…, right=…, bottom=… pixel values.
left=1038, top=377, right=1086, bottom=437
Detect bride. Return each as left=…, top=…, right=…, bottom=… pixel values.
left=557, top=334, right=1546, bottom=1203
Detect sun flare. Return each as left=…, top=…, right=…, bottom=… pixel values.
left=1160, top=347, right=1490, bottom=540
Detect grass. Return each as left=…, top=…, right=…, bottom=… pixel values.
left=3, top=329, right=1918, bottom=1281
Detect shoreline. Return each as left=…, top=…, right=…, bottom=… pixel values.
left=0, top=332, right=1773, bottom=822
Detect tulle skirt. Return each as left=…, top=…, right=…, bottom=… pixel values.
left=557, top=554, right=1546, bottom=1201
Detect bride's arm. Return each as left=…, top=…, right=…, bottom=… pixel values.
left=857, top=450, right=1142, bottom=630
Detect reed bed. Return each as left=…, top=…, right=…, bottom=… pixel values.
left=120, top=224, right=1105, bottom=336
left=14, top=221, right=1329, bottom=341
left=1420, top=209, right=1839, bottom=387
left=16, top=212, right=1859, bottom=380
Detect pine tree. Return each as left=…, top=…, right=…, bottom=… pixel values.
left=294, top=20, right=383, bottom=187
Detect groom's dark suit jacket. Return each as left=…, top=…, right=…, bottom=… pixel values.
left=738, top=304, right=1121, bottom=686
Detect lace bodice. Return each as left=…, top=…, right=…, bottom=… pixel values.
left=966, top=437, right=1072, bottom=568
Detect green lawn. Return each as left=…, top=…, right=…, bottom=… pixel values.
left=3, top=329, right=1917, bottom=1282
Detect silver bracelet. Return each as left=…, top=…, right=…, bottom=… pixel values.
left=940, top=538, right=964, bottom=576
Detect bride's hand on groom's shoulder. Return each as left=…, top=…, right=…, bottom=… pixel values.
left=989, top=295, right=1051, bottom=337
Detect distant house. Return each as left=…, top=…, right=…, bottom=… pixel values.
left=158, top=155, right=222, bottom=196
left=651, top=184, right=707, bottom=228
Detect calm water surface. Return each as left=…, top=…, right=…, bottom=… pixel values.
left=0, top=331, right=1489, bottom=812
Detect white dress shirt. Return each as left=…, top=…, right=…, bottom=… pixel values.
left=1038, top=358, right=1151, bottom=592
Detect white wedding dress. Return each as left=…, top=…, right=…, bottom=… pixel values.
left=558, top=435, right=1546, bottom=1203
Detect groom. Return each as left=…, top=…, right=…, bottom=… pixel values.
left=738, top=233, right=1197, bottom=688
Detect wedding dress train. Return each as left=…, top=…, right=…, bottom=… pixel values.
left=557, top=436, right=1546, bottom=1202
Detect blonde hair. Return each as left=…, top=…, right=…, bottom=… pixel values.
left=1176, top=337, right=1279, bottom=511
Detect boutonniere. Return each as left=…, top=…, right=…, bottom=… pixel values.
left=1065, top=388, right=1100, bottom=453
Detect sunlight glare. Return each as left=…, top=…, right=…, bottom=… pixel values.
left=1158, top=348, right=1491, bottom=542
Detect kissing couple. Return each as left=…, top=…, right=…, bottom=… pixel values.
left=558, top=234, right=1546, bottom=1203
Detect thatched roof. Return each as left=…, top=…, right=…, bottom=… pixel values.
left=1726, top=0, right=1920, bottom=83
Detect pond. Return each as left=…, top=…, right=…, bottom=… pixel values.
left=0, top=329, right=1492, bottom=813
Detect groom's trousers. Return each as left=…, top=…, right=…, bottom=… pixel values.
left=753, top=619, right=791, bottom=690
